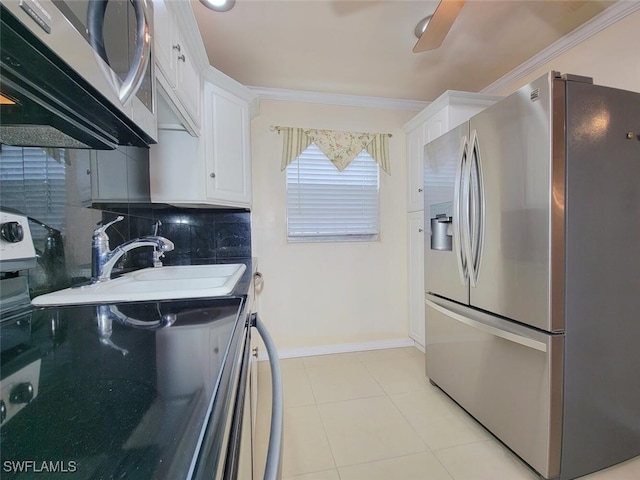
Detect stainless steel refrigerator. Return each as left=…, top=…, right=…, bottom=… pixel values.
left=423, top=71, right=640, bottom=480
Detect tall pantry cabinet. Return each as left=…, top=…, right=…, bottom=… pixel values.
left=404, top=91, right=501, bottom=348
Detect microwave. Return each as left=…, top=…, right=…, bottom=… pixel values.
left=0, top=0, right=157, bottom=149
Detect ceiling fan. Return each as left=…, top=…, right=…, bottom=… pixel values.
left=413, top=0, right=466, bottom=52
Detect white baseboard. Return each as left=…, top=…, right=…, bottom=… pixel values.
left=257, top=337, right=416, bottom=361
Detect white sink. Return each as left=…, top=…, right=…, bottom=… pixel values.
left=31, top=264, right=247, bottom=306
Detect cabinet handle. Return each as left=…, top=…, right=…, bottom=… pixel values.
left=172, top=44, right=181, bottom=52
left=418, top=228, right=424, bottom=233
left=418, top=188, right=423, bottom=192
left=177, top=54, right=186, bottom=63
left=209, top=172, right=216, bottom=178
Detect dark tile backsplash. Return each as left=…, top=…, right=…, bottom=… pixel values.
left=0, top=145, right=251, bottom=297
left=124, top=207, right=252, bottom=267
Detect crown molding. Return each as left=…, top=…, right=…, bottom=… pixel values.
left=201, top=66, right=258, bottom=104
left=248, top=86, right=429, bottom=112
left=402, top=90, right=503, bottom=132
left=481, top=1, right=640, bottom=95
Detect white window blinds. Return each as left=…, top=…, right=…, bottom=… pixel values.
left=0, top=145, right=67, bottom=240
left=286, top=143, right=380, bottom=242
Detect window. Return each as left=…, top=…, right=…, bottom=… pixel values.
left=0, top=145, right=67, bottom=241
left=286, top=143, right=380, bottom=242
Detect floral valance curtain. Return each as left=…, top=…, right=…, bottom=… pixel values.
left=276, top=127, right=391, bottom=174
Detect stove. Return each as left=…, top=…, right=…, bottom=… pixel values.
left=0, top=209, right=40, bottom=427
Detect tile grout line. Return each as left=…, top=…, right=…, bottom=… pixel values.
left=376, top=351, right=460, bottom=480
left=313, top=349, right=433, bottom=475
left=301, top=359, right=343, bottom=480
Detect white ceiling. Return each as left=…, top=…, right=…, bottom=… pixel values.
left=191, top=0, right=616, bottom=102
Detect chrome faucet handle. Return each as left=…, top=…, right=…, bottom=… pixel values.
left=151, top=220, right=165, bottom=267
left=94, top=215, right=124, bottom=238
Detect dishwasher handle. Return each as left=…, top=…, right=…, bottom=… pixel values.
left=252, top=313, right=283, bottom=480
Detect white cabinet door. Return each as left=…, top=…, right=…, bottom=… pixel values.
left=153, top=0, right=177, bottom=89
left=406, top=126, right=425, bottom=212
left=204, top=83, right=252, bottom=207
left=150, top=84, right=252, bottom=208
left=153, top=0, right=201, bottom=131
left=408, top=211, right=425, bottom=347
left=174, top=31, right=201, bottom=128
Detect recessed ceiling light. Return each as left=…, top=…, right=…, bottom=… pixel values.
left=414, top=15, right=433, bottom=38
left=200, top=0, right=235, bottom=12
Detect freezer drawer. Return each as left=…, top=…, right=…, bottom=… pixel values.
left=425, top=294, right=563, bottom=479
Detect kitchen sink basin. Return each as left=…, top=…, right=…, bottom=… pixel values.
left=31, top=264, right=247, bottom=306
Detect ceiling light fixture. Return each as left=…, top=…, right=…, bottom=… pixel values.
left=414, top=15, right=433, bottom=38
left=200, top=0, right=235, bottom=12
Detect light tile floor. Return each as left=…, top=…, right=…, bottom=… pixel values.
left=254, top=347, right=640, bottom=480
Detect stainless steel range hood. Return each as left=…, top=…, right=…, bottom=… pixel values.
left=0, top=3, right=155, bottom=149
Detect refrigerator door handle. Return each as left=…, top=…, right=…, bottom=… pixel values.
left=425, top=297, right=548, bottom=352
left=460, top=136, right=474, bottom=286
left=453, top=135, right=469, bottom=285
left=468, top=130, right=485, bottom=287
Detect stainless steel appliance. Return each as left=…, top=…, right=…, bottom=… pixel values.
left=0, top=0, right=156, bottom=149
left=0, top=210, right=39, bottom=428
left=423, top=71, right=640, bottom=480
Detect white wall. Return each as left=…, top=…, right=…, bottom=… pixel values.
left=490, top=10, right=640, bottom=96
left=250, top=100, right=415, bottom=352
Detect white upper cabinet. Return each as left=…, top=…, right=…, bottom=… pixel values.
left=154, top=0, right=201, bottom=132
left=150, top=1, right=256, bottom=209
left=203, top=83, right=252, bottom=207
left=173, top=30, right=201, bottom=127
left=403, top=91, right=502, bottom=213
left=153, top=0, right=176, bottom=85
left=149, top=82, right=253, bottom=209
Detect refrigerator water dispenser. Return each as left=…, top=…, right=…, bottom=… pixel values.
left=429, top=202, right=454, bottom=251
left=430, top=214, right=453, bottom=251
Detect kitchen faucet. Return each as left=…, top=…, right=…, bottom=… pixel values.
left=91, top=216, right=174, bottom=283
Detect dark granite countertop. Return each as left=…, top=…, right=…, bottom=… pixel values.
left=0, top=258, right=257, bottom=480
